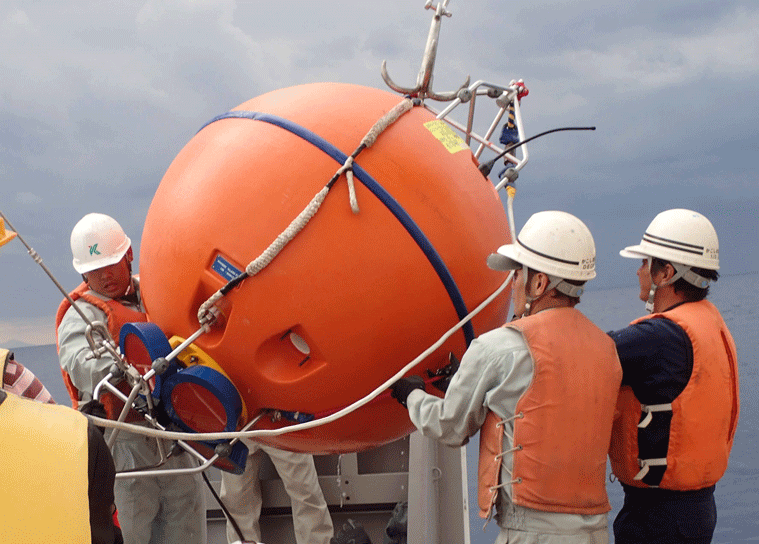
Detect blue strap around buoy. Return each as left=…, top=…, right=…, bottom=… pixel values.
left=198, top=110, right=476, bottom=347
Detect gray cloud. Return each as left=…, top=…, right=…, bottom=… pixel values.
left=1, top=0, right=757, bottom=345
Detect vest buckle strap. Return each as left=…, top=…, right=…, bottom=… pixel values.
left=633, top=457, right=667, bottom=480
left=637, top=403, right=673, bottom=428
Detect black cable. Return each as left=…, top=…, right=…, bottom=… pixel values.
left=201, top=469, right=246, bottom=542
left=479, top=126, right=596, bottom=177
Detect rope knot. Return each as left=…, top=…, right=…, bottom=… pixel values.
left=337, top=156, right=360, bottom=214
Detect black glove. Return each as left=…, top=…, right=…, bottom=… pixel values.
left=79, top=400, right=108, bottom=434
left=390, top=376, right=425, bottom=408
left=330, top=519, right=372, bottom=544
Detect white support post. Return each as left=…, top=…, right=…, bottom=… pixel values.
left=407, top=431, right=469, bottom=544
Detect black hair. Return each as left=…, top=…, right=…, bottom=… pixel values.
left=650, top=257, right=719, bottom=302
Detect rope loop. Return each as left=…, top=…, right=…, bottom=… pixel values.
left=336, top=156, right=359, bottom=213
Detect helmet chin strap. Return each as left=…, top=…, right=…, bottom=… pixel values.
left=513, top=265, right=534, bottom=319
left=83, top=256, right=135, bottom=300
left=644, top=258, right=708, bottom=313
left=645, top=258, right=668, bottom=313
left=645, top=285, right=657, bottom=313
left=122, top=259, right=134, bottom=298
left=523, top=265, right=545, bottom=317
left=516, top=267, right=583, bottom=318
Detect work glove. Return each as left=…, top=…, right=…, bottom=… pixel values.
left=330, top=518, right=372, bottom=544
left=79, top=399, right=108, bottom=434
left=390, top=376, right=425, bottom=408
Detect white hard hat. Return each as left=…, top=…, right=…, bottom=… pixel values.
left=488, top=210, right=596, bottom=281
left=620, top=209, right=719, bottom=270
left=70, top=213, right=131, bottom=273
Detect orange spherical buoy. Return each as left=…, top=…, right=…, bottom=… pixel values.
left=139, top=82, right=511, bottom=454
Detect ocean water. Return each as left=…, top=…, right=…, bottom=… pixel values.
left=10, top=272, right=758, bottom=543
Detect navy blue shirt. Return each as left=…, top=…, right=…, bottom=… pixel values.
left=608, top=307, right=694, bottom=486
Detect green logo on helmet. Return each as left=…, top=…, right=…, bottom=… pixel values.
left=89, top=244, right=101, bottom=256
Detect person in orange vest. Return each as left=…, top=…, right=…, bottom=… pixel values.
left=56, top=213, right=205, bottom=544
left=391, top=211, right=622, bottom=543
left=608, top=209, right=740, bottom=544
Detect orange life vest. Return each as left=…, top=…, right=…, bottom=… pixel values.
left=55, top=281, right=148, bottom=421
left=478, top=307, right=622, bottom=519
left=609, top=300, right=740, bottom=490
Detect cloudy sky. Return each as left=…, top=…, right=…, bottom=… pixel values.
left=2, top=0, right=757, bottom=346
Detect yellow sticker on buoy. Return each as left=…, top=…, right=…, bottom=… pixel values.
left=424, top=120, right=470, bottom=154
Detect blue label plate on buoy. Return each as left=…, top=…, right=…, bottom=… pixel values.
left=211, top=254, right=243, bottom=281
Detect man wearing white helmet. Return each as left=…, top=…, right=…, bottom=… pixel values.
left=608, top=209, right=740, bottom=544
left=56, top=213, right=205, bottom=544
left=391, top=211, right=622, bottom=543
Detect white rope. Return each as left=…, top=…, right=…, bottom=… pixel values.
left=634, top=457, right=668, bottom=481
left=337, top=98, right=413, bottom=215
left=197, top=291, right=224, bottom=323
left=361, top=99, right=413, bottom=147
left=196, top=187, right=329, bottom=322
left=246, top=186, right=330, bottom=276
left=494, top=412, right=524, bottom=456
left=89, top=270, right=514, bottom=443
left=197, top=97, right=415, bottom=323
left=98, top=189, right=519, bottom=443
left=491, top=412, right=525, bottom=495
left=336, top=156, right=359, bottom=213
